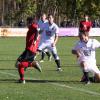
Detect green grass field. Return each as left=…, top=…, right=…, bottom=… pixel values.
left=0, top=37, right=100, bottom=100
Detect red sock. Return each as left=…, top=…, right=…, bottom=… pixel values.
left=18, top=67, right=24, bottom=80
left=18, top=61, right=29, bottom=80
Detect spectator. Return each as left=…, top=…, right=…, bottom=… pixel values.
left=60, top=17, right=67, bottom=27
left=18, top=19, right=25, bottom=27
left=79, top=14, right=92, bottom=36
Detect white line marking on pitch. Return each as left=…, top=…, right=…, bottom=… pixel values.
left=0, top=71, right=100, bottom=96
left=50, top=83, right=100, bottom=96
left=0, top=71, right=18, bottom=78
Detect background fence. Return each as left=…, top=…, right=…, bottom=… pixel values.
left=0, top=28, right=100, bottom=37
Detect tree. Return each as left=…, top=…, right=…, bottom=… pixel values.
left=0, top=0, right=100, bottom=26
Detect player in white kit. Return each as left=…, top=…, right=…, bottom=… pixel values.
left=38, top=13, right=52, bottom=62
left=72, top=32, right=100, bottom=83
left=38, top=14, right=62, bottom=71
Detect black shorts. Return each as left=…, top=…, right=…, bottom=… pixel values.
left=17, top=49, right=36, bottom=62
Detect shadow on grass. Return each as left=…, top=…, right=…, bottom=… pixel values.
left=0, top=78, right=80, bottom=84
left=26, top=79, right=80, bottom=84
left=0, top=59, right=16, bottom=62
left=0, top=79, right=17, bottom=83
left=0, top=68, right=16, bottom=70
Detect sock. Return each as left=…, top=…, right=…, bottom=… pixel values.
left=46, top=51, right=51, bottom=57
left=41, top=52, right=45, bottom=60
left=55, top=60, right=61, bottom=68
left=18, top=61, right=29, bottom=80
left=18, top=64, right=24, bottom=81
left=83, top=72, right=89, bottom=82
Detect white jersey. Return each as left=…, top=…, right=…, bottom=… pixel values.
left=38, top=22, right=60, bottom=60
left=45, top=22, right=59, bottom=43
left=38, top=19, right=48, bottom=42
left=73, top=39, right=100, bottom=62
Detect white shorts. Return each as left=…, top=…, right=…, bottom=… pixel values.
left=79, top=59, right=100, bottom=74
left=38, top=41, right=59, bottom=60
left=38, top=41, right=57, bottom=54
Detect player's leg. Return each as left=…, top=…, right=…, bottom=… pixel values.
left=15, top=50, right=28, bottom=68
left=90, top=65, right=100, bottom=82
left=45, top=49, right=52, bottom=61
left=17, top=50, right=42, bottom=84
left=18, top=60, right=41, bottom=84
left=80, top=61, right=90, bottom=84
left=37, top=42, right=47, bottom=62
left=40, top=51, right=45, bottom=62
left=94, top=73, right=100, bottom=82
left=30, top=61, right=42, bottom=72
left=25, top=50, right=42, bottom=72
left=40, top=49, right=52, bottom=62
left=18, top=61, right=29, bottom=84
left=16, top=50, right=31, bottom=83
left=50, top=46, right=62, bottom=71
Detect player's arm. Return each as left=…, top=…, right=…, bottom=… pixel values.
left=72, top=50, right=80, bottom=58
left=93, top=39, right=100, bottom=49
left=72, top=42, right=81, bottom=58
left=52, top=25, right=59, bottom=47
left=33, top=25, right=39, bottom=45
left=53, top=33, right=58, bottom=46
left=39, top=29, right=44, bottom=34
left=37, top=20, right=44, bottom=34
left=72, top=50, right=77, bottom=54
left=37, top=27, right=43, bottom=34
left=34, top=30, right=39, bottom=45
left=52, top=27, right=59, bottom=47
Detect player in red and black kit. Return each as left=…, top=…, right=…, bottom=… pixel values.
left=15, top=17, right=41, bottom=84
left=79, top=14, right=92, bottom=36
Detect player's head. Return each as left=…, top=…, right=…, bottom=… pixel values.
left=41, top=13, right=47, bottom=21
left=27, top=17, right=34, bottom=25
left=84, top=14, right=89, bottom=21
left=48, top=14, right=54, bottom=24
left=27, top=16, right=37, bottom=25
left=79, top=31, right=89, bottom=43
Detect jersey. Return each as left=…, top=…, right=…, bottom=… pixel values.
left=38, top=22, right=60, bottom=60
left=79, top=20, right=92, bottom=32
left=73, top=39, right=100, bottom=63
left=45, top=22, right=59, bottom=43
left=38, top=19, right=48, bottom=43
left=26, top=23, right=39, bottom=53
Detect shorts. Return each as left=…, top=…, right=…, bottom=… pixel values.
left=17, top=49, right=36, bottom=62
left=38, top=41, right=59, bottom=60
left=79, top=59, right=100, bottom=74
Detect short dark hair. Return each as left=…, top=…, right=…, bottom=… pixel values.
left=40, top=13, right=46, bottom=18
left=48, top=14, right=54, bottom=18
left=27, top=17, right=34, bottom=24
left=79, top=31, right=88, bottom=37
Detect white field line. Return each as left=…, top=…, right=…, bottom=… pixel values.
left=0, top=71, right=19, bottom=78
left=0, top=71, right=100, bottom=96
left=50, top=83, right=100, bottom=96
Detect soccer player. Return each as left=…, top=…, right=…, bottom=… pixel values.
left=15, top=17, right=42, bottom=84
left=38, top=13, right=52, bottom=62
left=72, top=32, right=100, bottom=84
left=79, top=14, right=92, bottom=36
left=38, top=14, right=62, bottom=71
